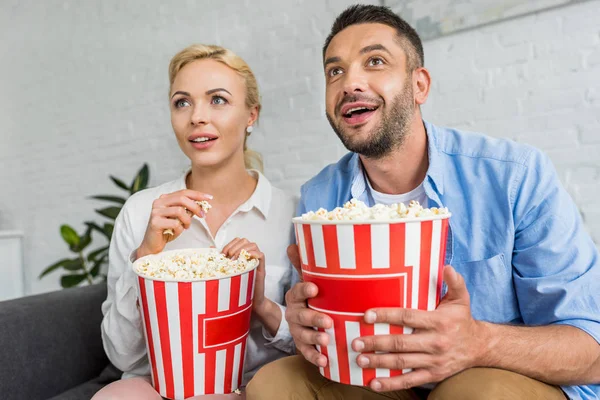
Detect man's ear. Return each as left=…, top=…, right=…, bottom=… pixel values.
left=413, top=67, right=431, bottom=106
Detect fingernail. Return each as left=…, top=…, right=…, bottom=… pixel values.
left=357, top=355, right=369, bottom=367
left=317, top=355, right=327, bottom=367
left=371, top=380, right=382, bottom=391
left=365, top=310, right=377, bottom=323
left=319, top=334, right=328, bottom=345
left=206, top=194, right=214, bottom=199
left=200, top=211, right=206, bottom=218
left=353, top=339, right=364, bottom=352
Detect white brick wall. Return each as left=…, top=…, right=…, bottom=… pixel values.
left=1, top=0, right=598, bottom=295
left=420, top=1, right=600, bottom=245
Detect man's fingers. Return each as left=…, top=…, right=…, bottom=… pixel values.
left=286, top=307, right=332, bottom=329
left=364, top=308, right=435, bottom=329
left=296, top=327, right=329, bottom=347
left=285, top=282, right=319, bottom=307
left=296, top=342, right=328, bottom=368
left=356, top=353, right=432, bottom=371
left=442, top=265, right=470, bottom=306
left=369, top=369, right=434, bottom=392
left=353, top=333, right=432, bottom=354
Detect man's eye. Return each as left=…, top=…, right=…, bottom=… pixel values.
left=329, top=67, right=343, bottom=77
left=211, top=96, right=227, bottom=105
left=368, top=57, right=384, bottom=66
left=175, top=99, right=190, bottom=108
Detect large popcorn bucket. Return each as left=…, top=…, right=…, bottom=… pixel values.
left=293, top=215, right=450, bottom=386
left=133, top=248, right=257, bottom=399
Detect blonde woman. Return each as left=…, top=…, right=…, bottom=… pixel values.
left=92, top=44, right=296, bottom=399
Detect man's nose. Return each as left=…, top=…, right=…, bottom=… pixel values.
left=342, top=66, right=368, bottom=96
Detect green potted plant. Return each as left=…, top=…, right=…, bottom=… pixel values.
left=39, top=164, right=150, bottom=288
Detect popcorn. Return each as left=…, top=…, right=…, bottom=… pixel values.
left=197, top=200, right=212, bottom=213
left=134, top=249, right=258, bottom=280
left=163, top=200, right=212, bottom=241
left=301, top=199, right=449, bottom=221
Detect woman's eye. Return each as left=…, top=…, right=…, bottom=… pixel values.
left=174, top=99, right=190, bottom=108
left=329, top=67, right=343, bottom=77
left=211, top=96, right=227, bottom=105
left=368, top=57, right=384, bottom=66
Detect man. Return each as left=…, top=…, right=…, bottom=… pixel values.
left=246, top=4, right=600, bottom=400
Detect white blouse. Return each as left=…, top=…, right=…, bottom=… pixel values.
left=100, top=170, right=298, bottom=384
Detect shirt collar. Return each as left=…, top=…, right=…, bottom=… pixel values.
left=179, top=169, right=271, bottom=218
left=349, top=120, right=445, bottom=200
left=237, top=169, right=271, bottom=218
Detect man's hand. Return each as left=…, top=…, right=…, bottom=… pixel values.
left=352, top=265, right=486, bottom=392
left=285, top=245, right=333, bottom=368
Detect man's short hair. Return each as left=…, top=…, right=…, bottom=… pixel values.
left=323, top=4, right=424, bottom=70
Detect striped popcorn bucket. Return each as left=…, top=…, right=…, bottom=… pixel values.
left=133, top=248, right=257, bottom=399
left=293, top=215, right=450, bottom=386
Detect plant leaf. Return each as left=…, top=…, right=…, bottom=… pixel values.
left=90, top=195, right=126, bottom=205
left=39, top=258, right=71, bottom=278
left=110, top=176, right=130, bottom=191
left=90, top=254, right=108, bottom=277
left=103, top=223, right=114, bottom=239
left=130, top=164, right=150, bottom=194
left=60, top=225, right=80, bottom=248
left=63, top=258, right=85, bottom=271
left=88, top=246, right=109, bottom=262
left=60, top=273, right=88, bottom=288
left=139, top=164, right=149, bottom=190
left=85, top=221, right=111, bottom=239
left=71, top=226, right=92, bottom=252
left=96, top=206, right=121, bottom=220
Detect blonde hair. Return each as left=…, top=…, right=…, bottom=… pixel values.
left=169, top=44, right=264, bottom=172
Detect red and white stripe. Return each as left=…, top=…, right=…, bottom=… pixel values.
left=295, top=219, right=449, bottom=385
left=137, top=269, right=255, bottom=399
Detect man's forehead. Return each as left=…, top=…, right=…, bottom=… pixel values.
left=325, top=23, right=402, bottom=58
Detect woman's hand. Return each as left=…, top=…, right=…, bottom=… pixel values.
left=222, top=238, right=281, bottom=337
left=136, top=189, right=212, bottom=259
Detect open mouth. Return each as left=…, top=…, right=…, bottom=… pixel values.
left=190, top=137, right=217, bottom=143
left=342, top=106, right=377, bottom=118
left=342, top=105, right=379, bottom=125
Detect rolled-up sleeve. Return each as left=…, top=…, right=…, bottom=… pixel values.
left=511, top=148, right=600, bottom=343
left=262, top=302, right=295, bottom=354
left=100, top=206, right=150, bottom=377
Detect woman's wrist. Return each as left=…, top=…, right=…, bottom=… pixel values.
left=135, top=245, right=152, bottom=260
left=253, top=298, right=282, bottom=337
left=253, top=298, right=273, bottom=320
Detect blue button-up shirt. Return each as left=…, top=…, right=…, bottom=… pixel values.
left=297, top=121, right=600, bottom=399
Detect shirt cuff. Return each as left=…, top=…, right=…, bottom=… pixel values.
left=129, top=249, right=138, bottom=264
left=553, top=318, right=600, bottom=344
left=262, top=302, right=295, bottom=354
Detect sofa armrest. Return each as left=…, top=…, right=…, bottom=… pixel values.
left=0, top=283, right=113, bottom=399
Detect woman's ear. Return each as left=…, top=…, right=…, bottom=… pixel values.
left=247, top=106, right=259, bottom=127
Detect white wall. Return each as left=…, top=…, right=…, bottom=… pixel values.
left=0, top=0, right=598, bottom=295
left=417, top=0, right=600, bottom=242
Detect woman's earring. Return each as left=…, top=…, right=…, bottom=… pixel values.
left=246, top=125, right=253, bottom=136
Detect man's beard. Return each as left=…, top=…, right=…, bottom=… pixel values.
left=327, top=82, right=414, bottom=159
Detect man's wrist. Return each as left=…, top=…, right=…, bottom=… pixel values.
left=473, top=320, right=496, bottom=368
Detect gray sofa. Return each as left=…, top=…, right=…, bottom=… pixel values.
left=0, top=283, right=121, bottom=400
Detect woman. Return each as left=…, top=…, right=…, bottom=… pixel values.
left=93, top=44, right=297, bottom=399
